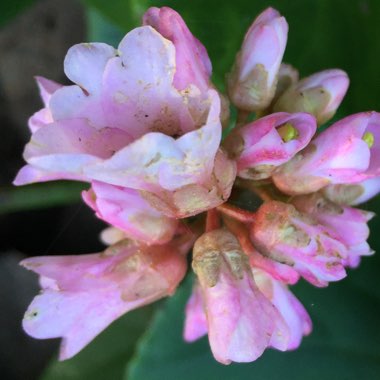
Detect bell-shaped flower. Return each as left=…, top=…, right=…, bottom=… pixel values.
left=224, top=112, right=316, bottom=180
left=322, top=177, right=380, bottom=206
left=273, top=112, right=380, bottom=195
left=250, top=201, right=347, bottom=287
left=292, top=193, right=374, bottom=268
left=21, top=236, right=190, bottom=360
left=273, top=69, right=349, bottom=124
left=227, top=7, right=288, bottom=111
left=14, top=19, right=236, bottom=221
left=253, top=269, right=312, bottom=349
left=191, top=228, right=289, bottom=364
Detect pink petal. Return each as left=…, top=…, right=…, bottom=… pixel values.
left=143, top=7, right=212, bottom=91
left=83, top=181, right=178, bottom=244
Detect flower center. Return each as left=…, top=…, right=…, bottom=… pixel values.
left=363, top=131, right=375, bottom=148
left=277, top=122, right=299, bottom=142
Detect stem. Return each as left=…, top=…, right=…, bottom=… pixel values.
left=217, top=203, right=256, bottom=223
left=205, top=208, right=220, bottom=232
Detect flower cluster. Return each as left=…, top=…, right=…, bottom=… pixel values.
left=16, top=6, right=379, bottom=364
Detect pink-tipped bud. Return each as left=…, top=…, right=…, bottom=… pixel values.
left=224, top=112, right=316, bottom=180
left=273, top=69, right=349, bottom=124
left=227, top=7, right=288, bottom=111
left=192, top=228, right=289, bottom=364
left=273, top=112, right=380, bottom=195
left=251, top=201, right=347, bottom=287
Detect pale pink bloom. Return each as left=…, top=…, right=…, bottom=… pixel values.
left=253, top=269, right=312, bottom=349
left=21, top=237, right=189, bottom=360
left=273, top=112, right=380, bottom=195
left=82, top=181, right=178, bottom=244
left=227, top=7, right=288, bottom=111
left=274, top=69, right=349, bottom=124
left=251, top=201, right=347, bottom=287
left=14, top=24, right=236, bottom=220
left=192, top=229, right=289, bottom=364
left=224, top=112, right=316, bottom=179
left=323, top=177, right=380, bottom=206
left=292, top=193, right=374, bottom=268
left=143, top=7, right=211, bottom=92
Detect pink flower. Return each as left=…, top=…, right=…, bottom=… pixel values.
left=143, top=7, right=212, bottom=92
left=227, top=7, right=288, bottom=111
left=250, top=201, right=347, bottom=287
left=273, top=69, right=349, bottom=124
left=21, top=236, right=190, bottom=360
left=14, top=13, right=236, bottom=236
left=191, top=228, right=289, bottom=364
left=292, top=193, right=374, bottom=268
left=273, top=112, right=380, bottom=195
left=253, top=269, right=312, bottom=349
left=224, top=112, right=316, bottom=179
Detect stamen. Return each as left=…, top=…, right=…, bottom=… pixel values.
left=363, top=131, right=374, bottom=148
left=277, top=122, right=299, bottom=142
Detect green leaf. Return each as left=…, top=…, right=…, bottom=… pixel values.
left=0, top=182, right=87, bottom=214
left=0, top=0, right=36, bottom=27
left=41, top=305, right=155, bottom=380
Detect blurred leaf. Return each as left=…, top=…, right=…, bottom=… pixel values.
left=41, top=305, right=155, bottom=380
left=126, top=254, right=380, bottom=380
left=0, top=182, right=87, bottom=214
left=86, top=7, right=124, bottom=46
left=0, top=0, right=36, bottom=27
left=82, top=0, right=148, bottom=32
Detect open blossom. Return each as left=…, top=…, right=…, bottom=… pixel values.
left=14, top=8, right=236, bottom=242
left=21, top=235, right=191, bottom=360
left=15, top=5, right=379, bottom=366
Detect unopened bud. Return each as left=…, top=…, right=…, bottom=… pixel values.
left=273, top=69, right=349, bottom=124
left=227, top=8, right=288, bottom=111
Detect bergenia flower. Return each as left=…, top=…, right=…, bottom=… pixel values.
left=273, top=69, right=349, bottom=124
left=21, top=233, right=192, bottom=360
left=227, top=7, right=288, bottom=111
left=273, top=112, right=380, bottom=195
left=15, top=6, right=378, bottom=366
left=224, top=112, right=316, bottom=179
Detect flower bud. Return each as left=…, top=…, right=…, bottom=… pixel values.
left=273, top=112, right=380, bottom=195
left=224, top=112, right=316, bottom=180
left=272, top=64, right=299, bottom=104
left=227, top=8, right=288, bottom=111
left=273, top=69, right=349, bottom=124
left=192, top=228, right=289, bottom=364
left=251, top=201, right=347, bottom=287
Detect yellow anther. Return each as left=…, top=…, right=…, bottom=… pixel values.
left=277, top=123, right=299, bottom=142
left=363, top=131, right=375, bottom=148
